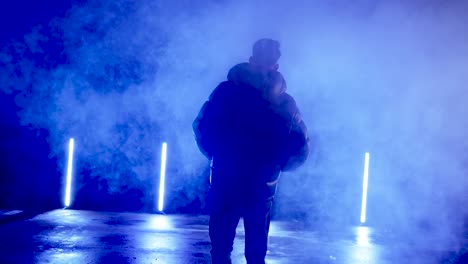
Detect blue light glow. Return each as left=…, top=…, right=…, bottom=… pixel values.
left=158, top=142, right=168, bottom=212
left=65, top=138, right=75, bottom=207
left=360, top=152, right=370, bottom=224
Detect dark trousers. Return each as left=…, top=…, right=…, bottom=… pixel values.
left=209, top=188, right=274, bottom=264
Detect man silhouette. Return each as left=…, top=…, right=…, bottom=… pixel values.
left=193, top=38, right=309, bottom=264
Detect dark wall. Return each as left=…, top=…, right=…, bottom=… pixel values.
left=0, top=1, right=72, bottom=46
left=0, top=1, right=74, bottom=210
left=0, top=93, right=61, bottom=210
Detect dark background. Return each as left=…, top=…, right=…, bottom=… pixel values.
left=0, top=0, right=153, bottom=212
left=0, top=1, right=73, bottom=211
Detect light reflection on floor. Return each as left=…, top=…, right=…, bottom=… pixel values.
left=0, top=209, right=460, bottom=264
left=356, top=226, right=371, bottom=247
left=346, top=226, right=383, bottom=264
left=146, top=214, right=173, bottom=230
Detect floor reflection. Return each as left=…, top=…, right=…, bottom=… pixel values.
left=0, top=210, right=460, bottom=264
left=146, top=214, right=173, bottom=230
left=346, top=226, right=384, bottom=264
left=356, top=226, right=371, bottom=247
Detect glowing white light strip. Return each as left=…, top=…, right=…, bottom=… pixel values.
left=360, top=152, right=370, bottom=224
left=65, top=138, right=75, bottom=207
left=158, top=142, right=168, bottom=212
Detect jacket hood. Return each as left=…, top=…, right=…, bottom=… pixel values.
left=227, top=63, right=287, bottom=94
left=227, top=63, right=266, bottom=91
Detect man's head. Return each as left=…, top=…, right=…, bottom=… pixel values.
left=249, top=38, right=281, bottom=71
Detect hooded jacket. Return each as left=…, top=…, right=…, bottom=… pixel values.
left=226, top=63, right=310, bottom=171
left=193, top=63, right=310, bottom=194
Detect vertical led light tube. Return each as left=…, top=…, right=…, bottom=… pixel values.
left=158, top=142, right=168, bottom=212
left=360, top=152, right=370, bottom=224
left=65, top=138, right=75, bottom=207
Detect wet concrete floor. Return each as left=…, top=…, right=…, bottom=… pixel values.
left=0, top=209, right=464, bottom=263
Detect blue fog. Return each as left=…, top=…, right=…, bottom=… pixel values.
left=1, top=0, right=467, bottom=261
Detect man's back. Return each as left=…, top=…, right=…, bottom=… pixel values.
left=194, top=80, right=291, bottom=191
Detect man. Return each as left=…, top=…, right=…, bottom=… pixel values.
left=193, top=39, right=309, bottom=264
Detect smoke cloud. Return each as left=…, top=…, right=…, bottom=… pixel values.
left=1, top=0, right=467, bottom=260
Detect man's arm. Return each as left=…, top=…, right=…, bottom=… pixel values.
left=193, top=100, right=214, bottom=159
left=280, top=94, right=310, bottom=171
left=192, top=82, right=229, bottom=159
left=282, top=119, right=310, bottom=171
